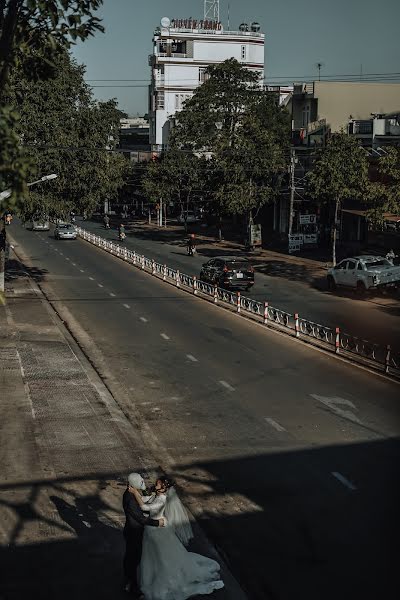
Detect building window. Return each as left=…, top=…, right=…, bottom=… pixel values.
left=199, top=67, right=209, bottom=83
left=175, top=93, right=191, bottom=111
left=156, top=91, right=165, bottom=110
left=241, top=45, right=247, bottom=60
left=302, top=104, right=310, bottom=127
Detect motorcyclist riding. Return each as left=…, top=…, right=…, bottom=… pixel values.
left=119, top=223, right=126, bottom=241
left=187, top=233, right=196, bottom=256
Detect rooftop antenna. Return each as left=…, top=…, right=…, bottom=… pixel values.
left=315, top=61, right=325, bottom=81
left=204, top=0, right=220, bottom=21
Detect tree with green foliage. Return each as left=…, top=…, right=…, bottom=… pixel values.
left=170, top=59, right=290, bottom=239
left=0, top=0, right=104, bottom=204
left=307, top=133, right=369, bottom=265
left=0, top=0, right=103, bottom=292
left=11, top=49, right=128, bottom=220
left=378, top=146, right=400, bottom=214
left=143, top=151, right=204, bottom=232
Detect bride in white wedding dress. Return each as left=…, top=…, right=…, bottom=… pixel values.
left=132, top=476, right=224, bottom=600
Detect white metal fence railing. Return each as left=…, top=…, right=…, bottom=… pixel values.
left=76, top=227, right=400, bottom=380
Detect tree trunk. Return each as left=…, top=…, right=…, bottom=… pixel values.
left=0, top=220, right=6, bottom=293
left=332, top=198, right=340, bottom=266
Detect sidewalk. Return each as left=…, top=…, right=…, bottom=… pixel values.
left=0, top=256, right=246, bottom=600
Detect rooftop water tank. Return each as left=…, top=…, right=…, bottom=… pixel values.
left=251, top=22, right=261, bottom=32
left=239, top=23, right=249, bottom=32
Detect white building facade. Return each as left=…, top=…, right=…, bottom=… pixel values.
left=149, top=18, right=265, bottom=150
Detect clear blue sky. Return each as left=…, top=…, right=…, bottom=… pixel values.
left=72, top=0, right=400, bottom=116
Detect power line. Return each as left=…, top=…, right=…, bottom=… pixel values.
left=85, top=71, right=400, bottom=82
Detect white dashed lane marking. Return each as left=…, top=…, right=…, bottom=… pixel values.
left=123, top=304, right=130, bottom=309
left=80, top=269, right=85, bottom=273
left=331, top=472, right=357, bottom=491
left=109, top=292, right=116, bottom=297
left=219, top=380, right=235, bottom=392
left=65, top=257, right=70, bottom=261
left=97, top=284, right=104, bottom=288
left=186, top=354, right=198, bottom=362
left=265, top=417, right=286, bottom=432
left=140, top=317, right=148, bottom=323
left=160, top=333, right=170, bottom=340
left=71, top=262, right=76, bottom=266
left=89, top=277, right=95, bottom=281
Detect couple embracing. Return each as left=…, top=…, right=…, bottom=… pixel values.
left=123, top=472, right=224, bottom=600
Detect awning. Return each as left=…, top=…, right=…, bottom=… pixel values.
left=342, top=209, right=400, bottom=222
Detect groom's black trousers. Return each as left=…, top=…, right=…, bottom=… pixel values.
left=123, top=530, right=143, bottom=589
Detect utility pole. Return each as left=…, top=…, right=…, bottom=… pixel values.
left=288, top=148, right=296, bottom=238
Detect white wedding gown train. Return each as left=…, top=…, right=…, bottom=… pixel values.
left=139, top=493, right=224, bottom=600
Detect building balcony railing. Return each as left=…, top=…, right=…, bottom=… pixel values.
left=157, top=52, right=188, bottom=58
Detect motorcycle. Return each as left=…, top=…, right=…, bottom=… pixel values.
left=119, top=231, right=126, bottom=242
left=187, top=244, right=196, bottom=256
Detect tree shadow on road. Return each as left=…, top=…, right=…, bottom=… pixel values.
left=5, top=257, right=48, bottom=284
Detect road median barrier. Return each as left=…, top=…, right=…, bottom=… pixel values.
left=76, top=227, right=400, bottom=381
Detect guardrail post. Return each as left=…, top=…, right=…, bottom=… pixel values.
left=152, top=259, right=156, bottom=275
left=264, top=302, right=269, bottom=325
left=214, top=284, right=218, bottom=303
left=385, top=345, right=391, bottom=373
left=236, top=292, right=241, bottom=312
left=335, top=327, right=340, bottom=354
left=193, top=276, right=198, bottom=295
left=294, top=313, right=300, bottom=337
left=133, top=251, right=136, bottom=265
left=176, top=270, right=180, bottom=287
left=163, top=264, right=167, bottom=280
left=141, top=255, right=145, bottom=270
left=124, top=247, right=128, bottom=260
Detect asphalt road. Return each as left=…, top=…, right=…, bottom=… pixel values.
left=80, top=218, right=400, bottom=351
left=9, top=223, right=400, bottom=600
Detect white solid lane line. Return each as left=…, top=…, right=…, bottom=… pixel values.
left=186, top=354, right=198, bottom=362
left=123, top=304, right=130, bottom=309
left=109, top=292, right=116, bottom=297
left=219, top=380, right=235, bottom=392
left=331, top=471, right=357, bottom=491
left=160, top=333, right=170, bottom=340
left=140, top=317, right=148, bottom=322
left=265, top=417, right=286, bottom=432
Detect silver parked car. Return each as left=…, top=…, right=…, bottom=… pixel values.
left=54, top=223, right=77, bottom=240
left=31, top=217, right=50, bottom=231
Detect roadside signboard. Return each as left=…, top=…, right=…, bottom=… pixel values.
left=288, top=233, right=303, bottom=253
left=299, top=214, right=316, bottom=225
left=249, top=224, right=262, bottom=247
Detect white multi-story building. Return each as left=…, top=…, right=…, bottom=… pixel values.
left=148, top=16, right=265, bottom=150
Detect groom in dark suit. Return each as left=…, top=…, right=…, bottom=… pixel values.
left=123, top=472, right=164, bottom=598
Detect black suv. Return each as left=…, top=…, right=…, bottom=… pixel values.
left=200, top=256, right=255, bottom=291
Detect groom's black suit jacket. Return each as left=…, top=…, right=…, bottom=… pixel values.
left=123, top=488, right=159, bottom=540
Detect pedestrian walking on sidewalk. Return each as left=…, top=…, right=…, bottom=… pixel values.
left=122, top=473, right=164, bottom=598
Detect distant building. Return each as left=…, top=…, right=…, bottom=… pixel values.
left=148, top=17, right=265, bottom=150
left=118, top=117, right=150, bottom=154
left=348, top=111, right=400, bottom=149
left=287, top=81, right=400, bottom=147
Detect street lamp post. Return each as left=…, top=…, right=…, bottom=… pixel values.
left=0, top=174, right=58, bottom=293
